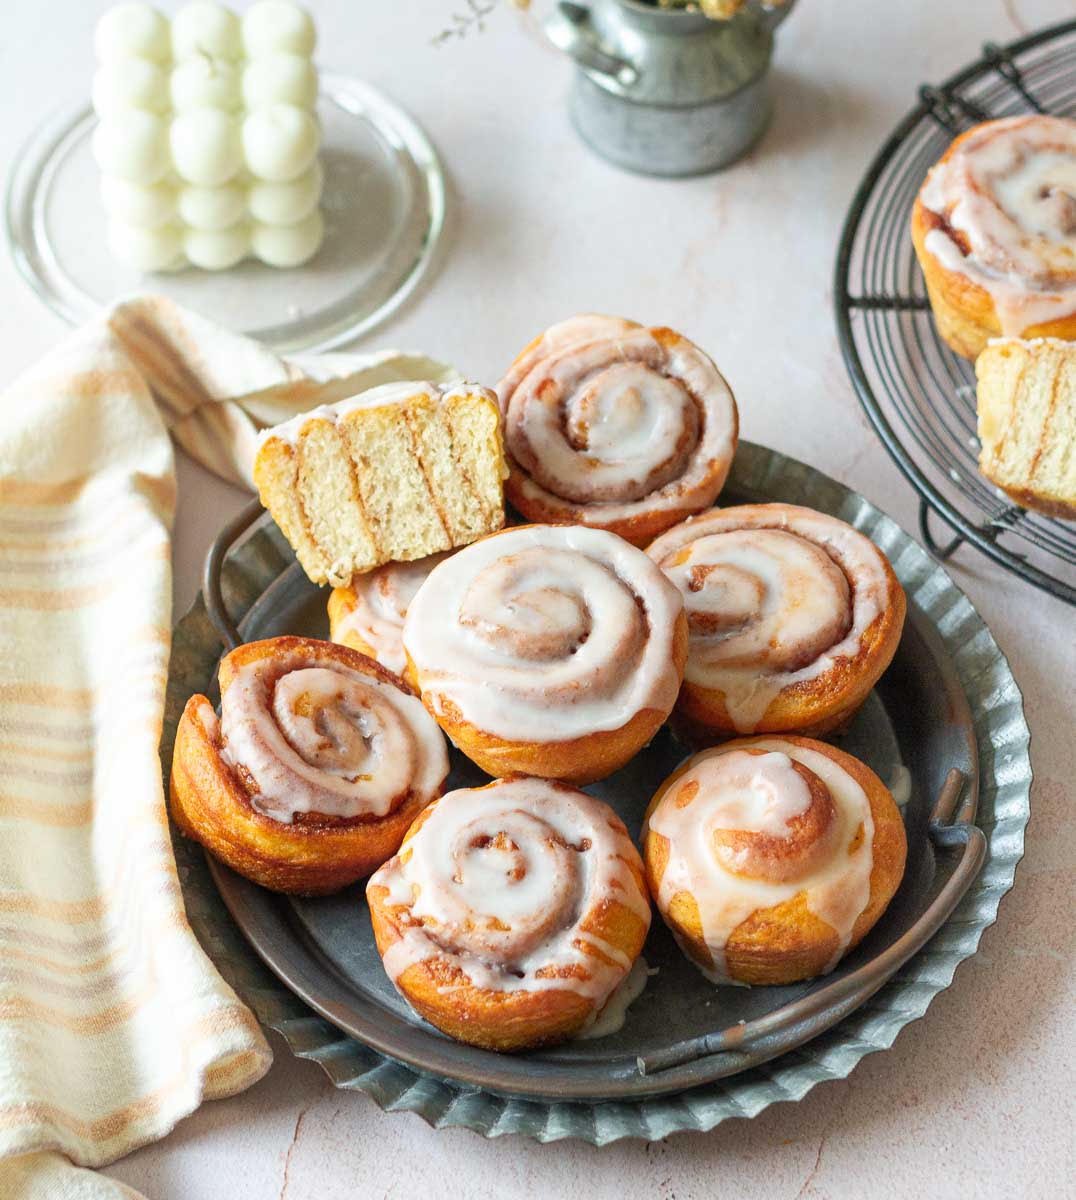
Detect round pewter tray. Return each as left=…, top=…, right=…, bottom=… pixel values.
left=163, top=442, right=1031, bottom=1140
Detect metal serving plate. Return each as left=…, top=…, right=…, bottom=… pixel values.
left=164, top=442, right=1030, bottom=1137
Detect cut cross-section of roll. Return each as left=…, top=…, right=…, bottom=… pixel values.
left=254, top=381, right=508, bottom=587
left=497, top=315, right=738, bottom=545
left=976, top=337, right=1076, bottom=520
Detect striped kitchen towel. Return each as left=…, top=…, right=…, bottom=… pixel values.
left=0, top=296, right=456, bottom=1196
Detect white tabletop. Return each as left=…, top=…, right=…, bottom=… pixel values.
left=3, top=1, right=1071, bottom=1197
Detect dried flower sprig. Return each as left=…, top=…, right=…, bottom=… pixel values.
left=432, top=0, right=530, bottom=46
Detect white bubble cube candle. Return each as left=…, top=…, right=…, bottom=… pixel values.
left=92, top=2, right=324, bottom=271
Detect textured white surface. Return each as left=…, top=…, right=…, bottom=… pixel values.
left=0, top=1, right=1071, bottom=1197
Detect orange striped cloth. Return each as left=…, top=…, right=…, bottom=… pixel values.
left=0, top=296, right=457, bottom=1196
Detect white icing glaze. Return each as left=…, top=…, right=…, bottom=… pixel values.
left=498, top=315, right=737, bottom=526
left=217, top=648, right=447, bottom=824
left=258, top=380, right=495, bottom=448
left=402, top=524, right=685, bottom=743
left=647, top=505, right=893, bottom=733
left=576, top=955, right=650, bottom=1039
left=646, top=741, right=875, bottom=983
left=332, top=552, right=452, bottom=676
left=920, top=115, right=1076, bottom=335
left=887, top=763, right=912, bottom=809
left=369, top=777, right=651, bottom=1004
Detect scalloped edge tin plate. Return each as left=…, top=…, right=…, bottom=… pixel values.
left=164, top=441, right=1030, bottom=1142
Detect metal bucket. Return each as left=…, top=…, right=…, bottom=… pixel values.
left=546, top=0, right=797, bottom=176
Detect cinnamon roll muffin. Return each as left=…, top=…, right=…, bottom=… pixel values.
left=170, top=637, right=449, bottom=894
left=497, top=315, right=738, bottom=545
left=646, top=504, right=906, bottom=739
left=912, top=115, right=1076, bottom=359
left=368, top=776, right=652, bottom=1052
left=328, top=551, right=453, bottom=677
left=402, top=523, right=688, bottom=783
left=643, top=736, right=907, bottom=986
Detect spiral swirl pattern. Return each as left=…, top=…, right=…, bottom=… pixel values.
left=647, top=504, right=900, bottom=733
left=644, top=739, right=876, bottom=983
left=403, top=524, right=685, bottom=743
left=219, top=639, right=448, bottom=824
left=497, top=315, right=737, bottom=541
left=329, top=551, right=452, bottom=676
left=369, top=777, right=651, bottom=1002
left=919, top=115, right=1076, bottom=333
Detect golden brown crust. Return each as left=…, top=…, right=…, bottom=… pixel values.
left=404, top=610, right=689, bottom=784
left=674, top=599, right=905, bottom=743
left=326, top=584, right=377, bottom=660
left=642, top=736, right=907, bottom=986
left=502, top=475, right=731, bottom=549
left=911, top=124, right=1076, bottom=360
left=498, top=316, right=738, bottom=546
left=169, top=636, right=445, bottom=895
left=646, top=506, right=906, bottom=743
left=366, top=780, right=651, bottom=1052
left=988, top=481, right=1076, bottom=520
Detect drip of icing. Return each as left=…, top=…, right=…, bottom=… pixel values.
left=498, top=314, right=737, bottom=524
left=647, top=505, right=891, bottom=733
left=919, top=115, right=1076, bottom=335
left=576, top=955, right=650, bottom=1040
left=370, top=778, right=651, bottom=1004
left=333, top=552, right=452, bottom=676
left=646, top=742, right=874, bottom=983
left=218, top=652, right=447, bottom=824
left=258, top=379, right=494, bottom=448
left=887, top=764, right=912, bottom=809
left=402, top=524, right=684, bottom=743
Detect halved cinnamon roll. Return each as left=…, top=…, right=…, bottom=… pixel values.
left=402, top=523, right=688, bottom=783
left=170, top=636, right=449, bottom=894
left=646, top=504, right=905, bottom=739
left=497, top=315, right=738, bottom=545
left=642, top=736, right=907, bottom=986
left=367, top=776, right=652, bottom=1052
left=912, top=115, right=1076, bottom=359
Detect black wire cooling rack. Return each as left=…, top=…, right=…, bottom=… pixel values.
left=834, top=19, right=1076, bottom=606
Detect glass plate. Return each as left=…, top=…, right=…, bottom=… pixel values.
left=5, top=73, right=446, bottom=353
